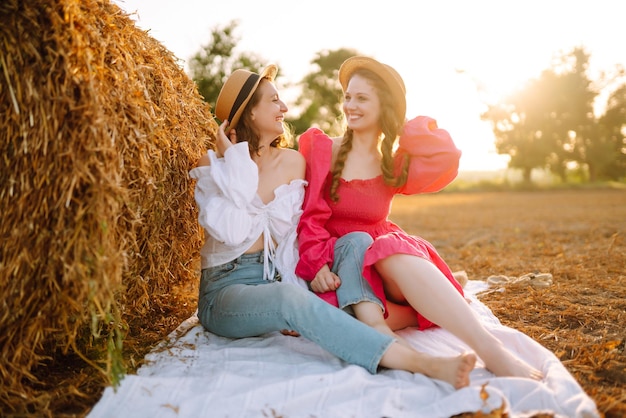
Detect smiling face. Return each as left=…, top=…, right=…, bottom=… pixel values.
left=249, top=79, right=288, bottom=142
left=342, top=74, right=382, bottom=135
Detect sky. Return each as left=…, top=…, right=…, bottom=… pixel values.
left=112, top=0, right=626, bottom=171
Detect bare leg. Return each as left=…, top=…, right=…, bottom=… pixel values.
left=353, top=300, right=477, bottom=388
left=376, top=254, right=543, bottom=380
left=379, top=343, right=477, bottom=389
left=352, top=301, right=413, bottom=347
left=385, top=301, right=418, bottom=331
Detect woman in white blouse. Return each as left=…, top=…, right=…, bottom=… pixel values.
left=189, top=65, right=476, bottom=389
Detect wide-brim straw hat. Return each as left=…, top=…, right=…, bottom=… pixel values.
left=215, top=64, right=278, bottom=132
left=338, top=56, right=406, bottom=124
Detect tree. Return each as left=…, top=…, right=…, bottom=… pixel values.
left=554, top=48, right=600, bottom=181
left=482, top=98, right=549, bottom=183
left=288, top=48, right=359, bottom=136
left=482, top=47, right=598, bottom=183
left=593, top=83, right=626, bottom=180
left=187, top=20, right=265, bottom=113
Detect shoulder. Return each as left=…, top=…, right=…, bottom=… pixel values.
left=197, top=152, right=211, bottom=167
left=299, top=127, right=332, bottom=146
left=280, top=147, right=305, bottom=166
left=278, top=147, right=305, bottom=179
left=298, top=128, right=334, bottom=160
left=330, top=136, right=343, bottom=159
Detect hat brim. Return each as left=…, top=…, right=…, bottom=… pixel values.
left=217, top=64, right=278, bottom=132
left=338, top=56, right=406, bottom=124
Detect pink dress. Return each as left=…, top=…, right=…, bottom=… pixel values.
left=296, top=116, right=464, bottom=330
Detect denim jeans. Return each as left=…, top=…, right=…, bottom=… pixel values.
left=331, top=231, right=382, bottom=315
left=198, top=236, right=393, bottom=374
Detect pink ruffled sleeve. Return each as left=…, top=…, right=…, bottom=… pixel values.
left=395, top=116, right=462, bottom=195
left=295, top=128, right=338, bottom=281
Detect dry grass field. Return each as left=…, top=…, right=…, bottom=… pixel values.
left=391, top=188, right=626, bottom=417
left=26, top=188, right=626, bottom=417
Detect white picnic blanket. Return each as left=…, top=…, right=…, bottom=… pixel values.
left=87, top=281, right=599, bottom=418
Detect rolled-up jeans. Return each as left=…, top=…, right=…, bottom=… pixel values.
left=197, top=237, right=393, bottom=374
left=331, top=231, right=382, bottom=315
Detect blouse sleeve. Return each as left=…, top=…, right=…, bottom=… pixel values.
left=295, top=128, right=338, bottom=281
left=189, top=142, right=258, bottom=246
left=395, top=116, right=462, bottom=195
left=275, top=219, right=309, bottom=290
left=273, top=180, right=309, bottom=289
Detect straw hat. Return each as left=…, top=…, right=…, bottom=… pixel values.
left=215, top=64, right=278, bottom=131
left=338, top=56, right=406, bottom=124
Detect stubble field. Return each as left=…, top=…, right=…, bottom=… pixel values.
left=27, top=188, right=626, bottom=418
left=390, top=188, right=626, bottom=417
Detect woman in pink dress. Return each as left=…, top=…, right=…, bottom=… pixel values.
left=296, top=56, right=542, bottom=380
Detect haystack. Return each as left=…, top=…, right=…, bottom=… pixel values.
left=0, top=0, right=216, bottom=414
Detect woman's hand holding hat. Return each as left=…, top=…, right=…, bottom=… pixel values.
left=215, top=119, right=237, bottom=158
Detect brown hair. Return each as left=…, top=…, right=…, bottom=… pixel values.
left=329, top=68, right=409, bottom=202
left=236, top=78, right=291, bottom=157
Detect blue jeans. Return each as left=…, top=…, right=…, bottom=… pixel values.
left=198, top=235, right=392, bottom=374
left=331, top=232, right=381, bottom=315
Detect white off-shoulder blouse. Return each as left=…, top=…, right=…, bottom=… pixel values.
left=189, top=142, right=307, bottom=287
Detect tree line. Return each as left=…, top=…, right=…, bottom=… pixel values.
left=482, top=47, right=625, bottom=183
left=188, top=21, right=625, bottom=183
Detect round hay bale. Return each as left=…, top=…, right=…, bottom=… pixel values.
left=0, top=0, right=216, bottom=413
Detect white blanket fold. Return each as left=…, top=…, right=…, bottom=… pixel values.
left=87, top=281, right=599, bottom=418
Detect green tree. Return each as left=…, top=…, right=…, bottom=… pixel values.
left=482, top=47, right=598, bottom=183
left=555, top=48, right=602, bottom=181
left=481, top=98, right=549, bottom=183
left=593, top=83, right=626, bottom=180
left=288, top=48, right=359, bottom=136
left=187, top=20, right=265, bottom=113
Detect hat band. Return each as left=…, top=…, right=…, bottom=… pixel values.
left=228, top=73, right=260, bottom=122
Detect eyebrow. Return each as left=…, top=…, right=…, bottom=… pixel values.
left=346, top=91, right=371, bottom=96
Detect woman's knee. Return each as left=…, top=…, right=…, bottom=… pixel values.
left=337, top=231, right=373, bottom=253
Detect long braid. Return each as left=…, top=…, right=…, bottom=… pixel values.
left=329, top=129, right=354, bottom=202
left=356, top=68, right=409, bottom=188
left=379, top=101, right=409, bottom=187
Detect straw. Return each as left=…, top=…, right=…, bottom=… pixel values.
left=0, top=0, right=216, bottom=413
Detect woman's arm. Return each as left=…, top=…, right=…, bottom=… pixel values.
left=189, top=142, right=258, bottom=246
left=294, top=129, right=338, bottom=281
left=396, top=116, right=462, bottom=195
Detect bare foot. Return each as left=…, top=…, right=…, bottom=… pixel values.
left=424, top=352, right=477, bottom=389
left=380, top=344, right=476, bottom=388
left=481, top=345, right=543, bottom=380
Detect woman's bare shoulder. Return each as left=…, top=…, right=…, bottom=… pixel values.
left=277, top=148, right=304, bottom=177
left=280, top=147, right=304, bottom=160
left=197, top=152, right=211, bottom=167
left=330, top=136, right=343, bottom=160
